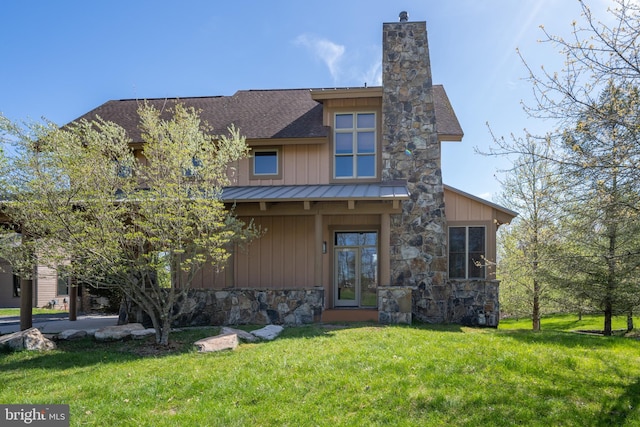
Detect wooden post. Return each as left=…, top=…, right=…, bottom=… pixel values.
left=69, top=282, right=77, bottom=321
left=19, top=277, right=32, bottom=330
left=380, top=213, right=391, bottom=287
left=19, top=233, right=34, bottom=331
left=314, top=212, right=323, bottom=287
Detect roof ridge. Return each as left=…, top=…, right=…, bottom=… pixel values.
left=114, top=95, right=226, bottom=102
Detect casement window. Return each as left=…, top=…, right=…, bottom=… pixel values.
left=250, top=148, right=281, bottom=179
left=449, top=226, right=486, bottom=279
left=334, top=113, right=376, bottom=179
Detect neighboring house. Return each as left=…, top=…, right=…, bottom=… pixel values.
left=0, top=14, right=516, bottom=326
left=0, top=260, right=69, bottom=309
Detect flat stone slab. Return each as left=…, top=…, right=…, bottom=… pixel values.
left=0, top=327, right=56, bottom=351
left=94, top=323, right=145, bottom=341
left=59, top=329, right=87, bottom=340
left=131, top=328, right=156, bottom=340
left=221, top=326, right=259, bottom=343
left=250, top=325, right=284, bottom=341
left=194, top=333, right=239, bottom=353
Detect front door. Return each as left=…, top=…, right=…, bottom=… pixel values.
left=334, top=232, right=378, bottom=307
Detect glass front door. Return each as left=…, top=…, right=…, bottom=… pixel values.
left=334, top=232, right=378, bottom=307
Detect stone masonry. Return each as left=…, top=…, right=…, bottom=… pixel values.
left=381, top=16, right=449, bottom=321
left=129, top=288, right=324, bottom=328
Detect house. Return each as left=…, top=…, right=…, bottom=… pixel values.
left=0, top=14, right=516, bottom=326
left=0, top=258, right=70, bottom=309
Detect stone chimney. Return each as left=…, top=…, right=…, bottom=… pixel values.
left=381, top=14, right=448, bottom=305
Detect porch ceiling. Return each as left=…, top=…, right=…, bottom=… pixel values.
left=222, top=183, right=410, bottom=203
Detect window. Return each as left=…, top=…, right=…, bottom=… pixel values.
left=334, top=113, right=376, bottom=179
left=250, top=148, right=281, bottom=179
left=183, top=157, right=202, bottom=177
left=57, top=274, right=69, bottom=296
left=12, top=274, right=20, bottom=298
left=112, top=160, right=132, bottom=178
left=449, top=226, right=486, bottom=279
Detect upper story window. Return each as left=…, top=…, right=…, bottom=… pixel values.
left=334, top=113, right=376, bottom=179
left=449, top=226, right=486, bottom=279
left=250, top=147, right=281, bottom=180
left=183, top=157, right=202, bottom=177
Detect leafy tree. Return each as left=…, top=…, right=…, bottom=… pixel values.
left=502, top=0, right=640, bottom=334
left=484, top=132, right=565, bottom=330
left=555, top=81, right=640, bottom=335
left=0, top=103, right=260, bottom=345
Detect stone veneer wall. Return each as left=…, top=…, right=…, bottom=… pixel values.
left=412, top=279, right=500, bottom=327
left=129, top=288, right=324, bottom=328
left=378, top=286, right=412, bottom=324
left=382, top=20, right=448, bottom=307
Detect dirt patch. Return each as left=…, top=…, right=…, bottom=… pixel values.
left=131, top=341, right=185, bottom=356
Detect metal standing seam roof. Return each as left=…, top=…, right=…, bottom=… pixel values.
left=221, top=183, right=410, bottom=203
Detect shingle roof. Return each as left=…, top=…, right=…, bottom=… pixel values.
left=71, top=86, right=463, bottom=143
left=433, top=85, right=464, bottom=141
left=72, top=89, right=327, bottom=142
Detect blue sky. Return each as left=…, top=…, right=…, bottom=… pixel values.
left=0, top=0, right=618, bottom=200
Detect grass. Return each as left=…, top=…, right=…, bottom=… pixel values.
left=499, top=313, right=631, bottom=333
left=0, top=307, right=68, bottom=317
left=1, top=319, right=639, bottom=426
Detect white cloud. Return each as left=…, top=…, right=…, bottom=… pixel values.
left=294, top=34, right=345, bottom=82
left=358, top=60, right=382, bottom=87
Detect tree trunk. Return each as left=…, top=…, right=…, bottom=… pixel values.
left=532, top=278, right=541, bottom=331
left=148, top=310, right=172, bottom=346
left=604, top=302, right=613, bottom=336
left=159, top=318, right=171, bottom=346
left=627, top=310, right=634, bottom=332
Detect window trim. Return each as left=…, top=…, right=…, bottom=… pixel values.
left=448, top=225, right=487, bottom=279
left=250, top=147, right=282, bottom=180
left=332, top=112, right=377, bottom=180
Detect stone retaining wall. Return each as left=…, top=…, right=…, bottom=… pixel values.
left=131, top=287, right=324, bottom=328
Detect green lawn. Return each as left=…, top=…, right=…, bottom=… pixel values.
left=0, top=308, right=68, bottom=317
left=499, top=313, right=631, bottom=333
left=1, top=320, right=639, bottom=426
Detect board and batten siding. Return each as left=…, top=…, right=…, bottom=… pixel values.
left=234, top=144, right=330, bottom=186
left=235, top=216, right=315, bottom=289
left=0, top=260, right=20, bottom=308
left=35, top=264, right=65, bottom=308
left=444, top=188, right=497, bottom=222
